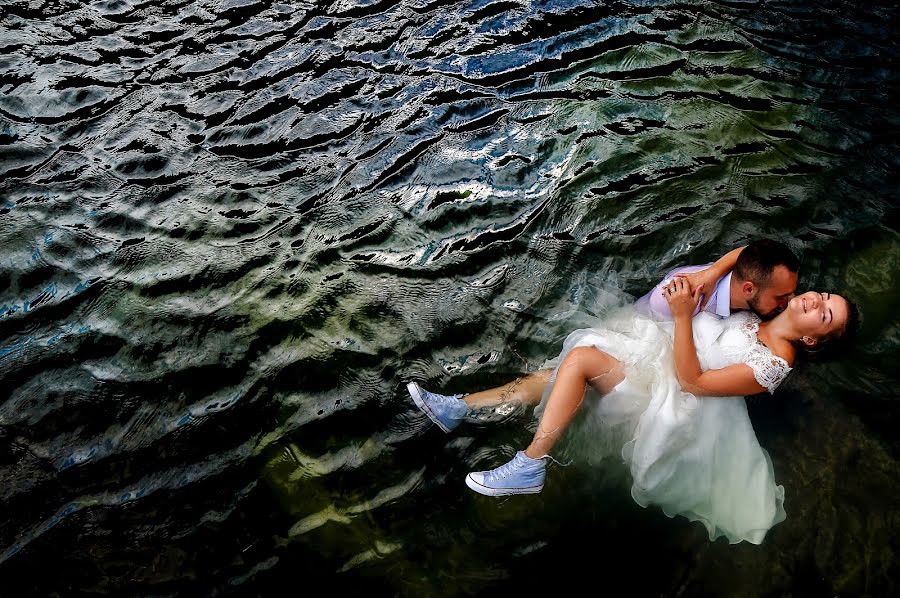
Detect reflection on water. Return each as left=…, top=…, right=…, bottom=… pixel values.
left=0, top=0, right=897, bottom=595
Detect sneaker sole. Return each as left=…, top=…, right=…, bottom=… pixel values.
left=465, top=473, right=543, bottom=496
left=407, top=382, right=452, bottom=433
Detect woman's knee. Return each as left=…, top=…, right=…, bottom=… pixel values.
left=557, top=346, right=625, bottom=395
left=560, top=346, right=611, bottom=377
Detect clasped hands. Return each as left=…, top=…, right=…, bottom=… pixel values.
left=663, top=276, right=705, bottom=319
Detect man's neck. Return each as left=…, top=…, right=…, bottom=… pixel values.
left=729, top=276, right=749, bottom=311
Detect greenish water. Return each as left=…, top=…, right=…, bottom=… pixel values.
left=0, top=0, right=897, bottom=595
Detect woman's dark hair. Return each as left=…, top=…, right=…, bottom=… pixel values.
left=734, top=239, right=800, bottom=287
left=800, top=297, right=861, bottom=362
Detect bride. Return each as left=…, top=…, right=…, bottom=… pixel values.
left=407, top=277, right=856, bottom=544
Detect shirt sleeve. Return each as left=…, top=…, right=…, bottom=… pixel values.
left=637, top=264, right=709, bottom=321
left=744, top=344, right=792, bottom=394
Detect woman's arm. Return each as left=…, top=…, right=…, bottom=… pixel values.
left=665, top=276, right=769, bottom=397
left=674, top=363, right=768, bottom=397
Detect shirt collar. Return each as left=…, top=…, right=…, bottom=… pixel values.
left=714, top=272, right=732, bottom=317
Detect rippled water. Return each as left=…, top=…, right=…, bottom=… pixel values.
left=1, top=0, right=897, bottom=595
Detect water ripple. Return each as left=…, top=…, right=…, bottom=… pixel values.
left=0, top=0, right=896, bottom=595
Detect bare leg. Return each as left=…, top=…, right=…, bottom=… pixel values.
left=461, top=369, right=553, bottom=408
left=524, top=346, right=623, bottom=459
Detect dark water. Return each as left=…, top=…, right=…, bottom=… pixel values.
left=1, top=0, right=897, bottom=595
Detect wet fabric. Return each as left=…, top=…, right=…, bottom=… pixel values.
left=536, top=310, right=787, bottom=544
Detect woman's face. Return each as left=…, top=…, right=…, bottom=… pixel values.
left=786, top=291, right=850, bottom=342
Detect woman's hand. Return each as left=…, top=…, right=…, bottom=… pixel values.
left=663, top=276, right=704, bottom=320
left=671, top=245, right=745, bottom=311
left=671, top=268, right=717, bottom=310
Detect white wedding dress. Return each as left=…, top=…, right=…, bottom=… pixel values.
left=536, top=309, right=792, bottom=544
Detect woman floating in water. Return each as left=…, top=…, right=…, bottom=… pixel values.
left=408, top=240, right=857, bottom=544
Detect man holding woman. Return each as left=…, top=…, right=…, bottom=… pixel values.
left=407, top=239, right=856, bottom=543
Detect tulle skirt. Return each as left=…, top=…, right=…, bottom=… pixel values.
left=535, top=309, right=786, bottom=544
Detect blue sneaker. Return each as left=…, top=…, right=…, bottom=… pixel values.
left=465, top=451, right=546, bottom=496
left=407, top=381, right=469, bottom=433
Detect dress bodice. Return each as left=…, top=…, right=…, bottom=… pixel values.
left=712, top=311, right=792, bottom=394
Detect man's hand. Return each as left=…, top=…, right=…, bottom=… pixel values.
left=663, top=276, right=704, bottom=319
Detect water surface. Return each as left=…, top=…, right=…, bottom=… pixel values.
left=0, top=0, right=897, bottom=595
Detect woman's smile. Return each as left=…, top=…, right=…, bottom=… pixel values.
left=793, top=293, right=820, bottom=314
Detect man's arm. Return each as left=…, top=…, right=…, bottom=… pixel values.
left=640, top=246, right=746, bottom=320
left=644, top=264, right=708, bottom=320
left=675, top=246, right=745, bottom=309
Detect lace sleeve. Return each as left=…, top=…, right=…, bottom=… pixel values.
left=744, top=343, right=792, bottom=394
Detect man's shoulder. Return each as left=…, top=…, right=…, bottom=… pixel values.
left=662, top=262, right=713, bottom=278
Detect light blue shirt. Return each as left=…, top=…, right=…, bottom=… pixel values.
left=636, top=263, right=732, bottom=321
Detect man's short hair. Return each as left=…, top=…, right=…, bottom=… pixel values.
left=733, top=239, right=799, bottom=287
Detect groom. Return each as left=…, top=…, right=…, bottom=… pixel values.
left=638, top=239, right=799, bottom=321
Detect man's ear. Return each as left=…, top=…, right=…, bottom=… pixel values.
left=801, top=335, right=818, bottom=347
left=741, top=281, right=755, bottom=299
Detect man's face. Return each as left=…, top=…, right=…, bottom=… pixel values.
left=748, top=265, right=798, bottom=320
